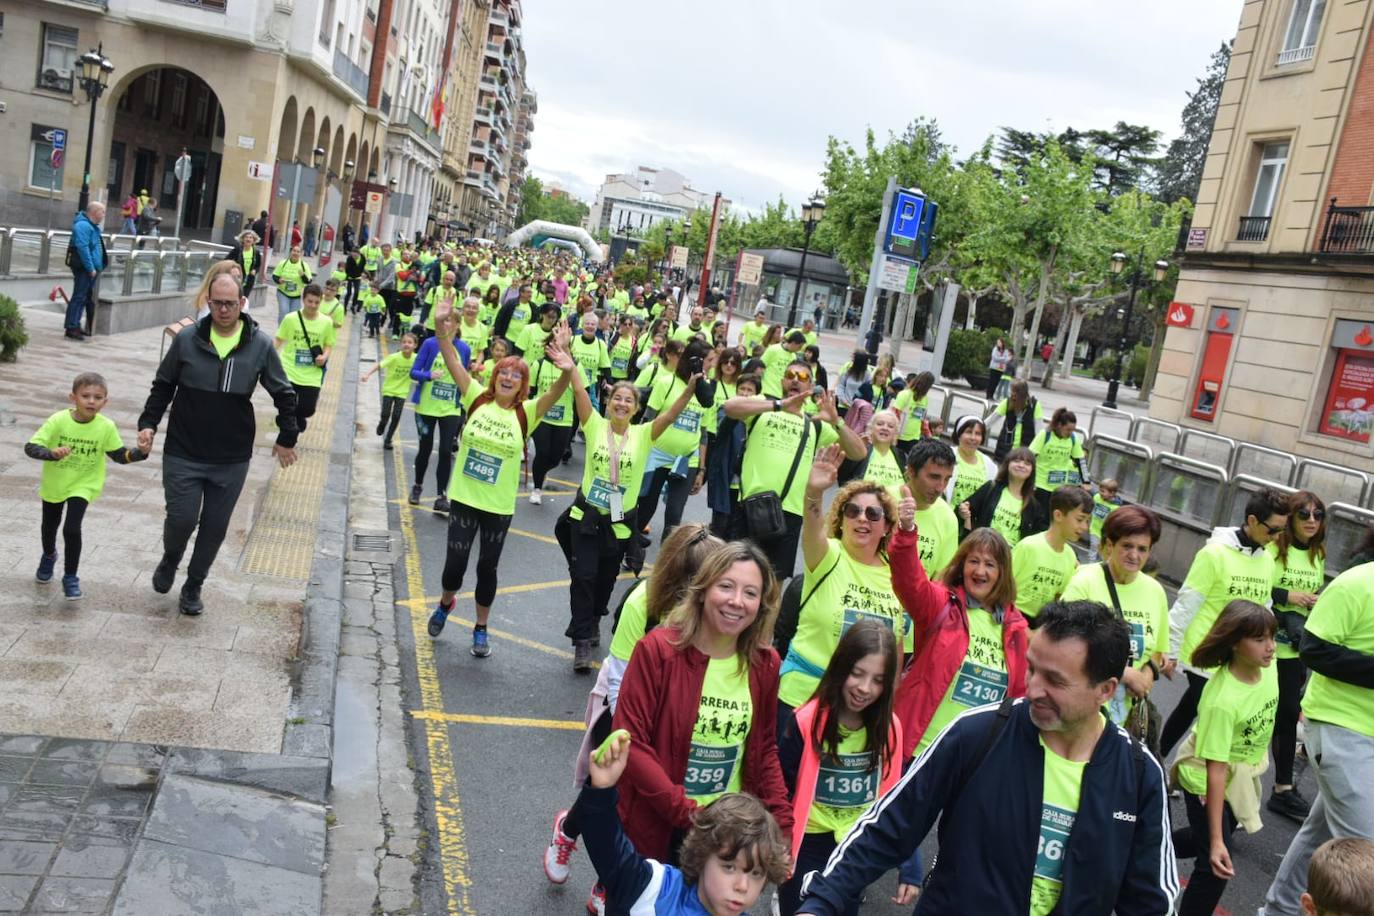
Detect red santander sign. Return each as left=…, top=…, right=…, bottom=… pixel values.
left=1165, top=302, right=1195, bottom=328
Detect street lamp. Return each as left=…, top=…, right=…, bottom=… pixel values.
left=1102, top=250, right=1170, bottom=409
left=76, top=46, right=114, bottom=212
left=787, top=194, right=826, bottom=329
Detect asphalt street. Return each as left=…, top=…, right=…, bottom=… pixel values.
left=377, top=400, right=1318, bottom=916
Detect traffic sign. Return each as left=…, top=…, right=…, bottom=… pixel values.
left=174, top=155, right=192, bottom=182
left=884, top=188, right=924, bottom=260
left=49, top=149, right=63, bottom=170
left=47, top=128, right=67, bottom=152
left=877, top=256, right=917, bottom=292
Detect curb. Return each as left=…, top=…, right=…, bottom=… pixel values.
left=282, top=317, right=361, bottom=764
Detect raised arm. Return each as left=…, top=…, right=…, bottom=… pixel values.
left=889, top=488, right=943, bottom=629
left=650, top=372, right=704, bottom=440
left=429, top=298, right=475, bottom=398
left=803, top=445, right=843, bottom=573
left=816, top=391, right=865, bottom=460
left=535, top=322, right=577, bottom=420
left=725, top=389, right=809, bottom=420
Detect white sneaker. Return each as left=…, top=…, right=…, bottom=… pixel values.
left=529, top=488, right=542, bottom=505
left=542, top=810, right=576, bottom=884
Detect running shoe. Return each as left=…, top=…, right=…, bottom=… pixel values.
left=586, top=884, right=606, bottom=916
left=1267, top=787, right=1312, bottom=822
left=376, top=420, right=385, bottom=436
left=529, top=488, right=542, bottom=505
left=542, top=810, right=576, bottom=884
left=61, top=574, right=82, bottom=600
left=179, top=582, right=204, bottom=616
left=433, top=496, right=451, bottom=514
left=151, top=555, right=177, bottom=594
left=427, top=600, right=453, bottom=637
left=470, top=627, right=490, bottom=658
left=409, top=484, right=422, bottom=506
left=35, top=552, right=57, bottom=583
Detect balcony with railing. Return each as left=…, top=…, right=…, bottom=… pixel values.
left=333, top=49, right=369, bottom=99
left=380, top=91, right=392, bottom=116
left=406, top=108, right=441, bottom=149
left=1276, top=45, right=1315, bottom=66
left=1318, top=198, right=1374, bottom=255
left=473, top=107, right=493, bottom=125
left=1236, top=215, right=1272, bottom=242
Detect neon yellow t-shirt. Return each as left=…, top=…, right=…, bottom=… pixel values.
left=529, top=356, right=573, bottom=428
left=414, top=351, right=460, bottom=418
left=740, top=411, right=839, bottom=517
left=569, top=414, right=654, bottom=540
left=805, top=726, right=881, bottom=842
left=447, top=385, right=541, bottom=515
left=1029, top=429, right=1086, bottom=493
left=503, top=301, right=534, bottom=342
left=276, top=311, right=336, bottom=388
left=272, top=259, right=312, bottom=298
left=915, top=605, right=1007, bottom=755
left=862, top=447, right=904, bottom=499
left=30, top=410, right=123, bottom=503
left=378, top=351, right=416, bottom=399
left=609, top=580, right=650, bottom=663
left=1178, top=542, right=1275, bottom=670
left=1090, top=494, right=1119, bottom=542
left=760, top=343, right=796, bottom=397
left=647, top=374, right=706, bottom=460
left=209, top=324, right=243, bottom=359
left=685, top=656, right=753, bottom=804
left=703, top=380, right=735, bottom=437
left=1267, top=542, right=1324, bottom=660
left=319, top=298, right=346, bottom=328
left=780, top=539, right=910, bottom=707
left=1301, top=562, right=1374, bottom=737
left=423, top=286, right=459, bottom=330
left=1030, top=730, right=1091, bottom=916
left=361, top=291, right=385, bottom=314
left=891, top=390, right=929, bottom=442
left=458, top=318, right=489, bottom=358
left=914, top=499, right=958, bottom=579
left=991, top=488, right=1028, bottom=548
left=1011, top=533, right=1080, bottom=618
left=570, top=335, right=611, bottom=388
left=609, top=335, right=637, bottom=380
left=515, top=322, right=550, bottom=360
left=739, top=321, right=768, bottom=354
left=994, top=398, right=1043, bottom=450
left=1178, top=664, right=1278, bottom=795
left=950, top=451, right=992, bottom=507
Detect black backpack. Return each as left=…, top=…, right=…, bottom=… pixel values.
left=771, top=562, right=837, bottom=657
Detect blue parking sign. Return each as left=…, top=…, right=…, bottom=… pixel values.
left=50, top=129, right=67, bottom=152
left=884, top=188, right=925, bottom=259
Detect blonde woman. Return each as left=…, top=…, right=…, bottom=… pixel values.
left=226, top=230, right=261, bottom=298
left=194, top=260, right=246, bottom=321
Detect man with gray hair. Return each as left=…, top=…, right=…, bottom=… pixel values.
left=66, top=201, right=107, bottom=341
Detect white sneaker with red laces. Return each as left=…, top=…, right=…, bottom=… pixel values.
left=542, top=809, right=576, bottom=884
left=585, top=883, right=606, bottom=916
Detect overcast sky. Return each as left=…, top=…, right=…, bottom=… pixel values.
left=520, top=0, right=1241, bottom=214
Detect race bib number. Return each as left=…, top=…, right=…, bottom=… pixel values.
left=684, top=743, right=739, bottom=798
left=911, top=406, right=927, bottom=422
left=815, top=752, right=878, bottom=808
left=283, top=281, right=299, bottom=295
left=841, top=608, right=901, bottom=639
left=294, top=349, right=315, bottom=367
left=586, top=477, right=626, bottom=512
left=1035, top=803, right=1074, bottom=883
left=430, top=382, right=457, bottom=403
left=672, top=410, right=701, bottom=434
left=612, top=357, right=629, bottom=372
left=462, top=448, right=501, bottom=485
left=1047, top=470, right=1083, bottom=485
left=1126, top=621, right=1146, bottom=661
left=953, top=661, right=1008, bottom=707
left=1093, top=502, right=1112, bottom=521
left=545, top=404, right=566, bottom=422
left=1276, top=627, right=1293, bottom=647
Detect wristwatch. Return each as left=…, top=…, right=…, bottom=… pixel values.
left=772, top=399, right=782, bottom=412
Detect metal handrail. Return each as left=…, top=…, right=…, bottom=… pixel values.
left=1222, top=473, right=1297, bottom=528
left=1229, top=443, right=1298, bottom=486
left=1295, top=457, right=1371, bottom=507
left=1131, top=417, right=1182, bottom=454
left=924, top=385, right=950, bottom=429
left=1324, top=502, right=1374, bottom=577
left=1179, top=429, right=1236, bottom=470
left=121, top=250, right=161, bottom=296
left=945, top=393, right=990, bottom=428
left=1089, top=406, right=1135, bottom=439
left=1147, top=452, right=1230, bottom=529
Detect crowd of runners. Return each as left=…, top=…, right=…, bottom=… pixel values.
left=24, top=233, right=1374, bottom=916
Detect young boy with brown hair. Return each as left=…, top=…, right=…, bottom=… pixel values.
left=1302, top=837, right=1374, bottom=916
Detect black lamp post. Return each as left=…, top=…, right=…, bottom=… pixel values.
left=1102, top=250, right=1169, bottom=409
left=787, top=194, right=826, bottom=329
left=76, top=45, right=114, bottom=212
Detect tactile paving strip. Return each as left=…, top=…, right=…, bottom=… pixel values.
left=238, top=318, right=351, bottom=581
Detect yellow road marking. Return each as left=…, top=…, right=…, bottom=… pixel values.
left=508, top=527, right=559, bottom=545
left=410, top=711, right=586, bottom=731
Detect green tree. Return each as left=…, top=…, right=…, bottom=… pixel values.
left=1156, top=42, right=1231, bottom=204
left=516, top=176, right=544, bottom=227
left=1084, top=123, right=1163, bottom=196
left=514, top=177, right=590, bottom=229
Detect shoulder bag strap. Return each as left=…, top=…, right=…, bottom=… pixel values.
left=954, top=694, right=1016, bottom=798
left=1101, top=563, right=1123, bottom=616
left=297, top=311, right=314, bottom=350
left=777, top=415, right=814, bottom=499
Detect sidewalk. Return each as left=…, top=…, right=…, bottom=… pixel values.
left=0, top=303, right=356, bottom=913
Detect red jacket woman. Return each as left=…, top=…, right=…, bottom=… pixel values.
left=888, top=522, right=1031, bottom=759
left=612, top=542, right=793, bottom=860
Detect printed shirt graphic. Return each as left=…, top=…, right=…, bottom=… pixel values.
left=759, top=343, right=794, bottom=396
left=862, top=447, right=904, bottom=499
left=648, top=375, right=706, bottom=459
left=1029, top=732, right=1091, bottom=916
left=458, top=319, right=489, bottom=357
left=913, top=500, right=958, bottom=580
left=276, top=311, right=336, bottom=388
left=991, top=488, right=1028, bottom=548
left=570, top=413, right=654, bottom=540
left=806, top=726, right=880, bottom=842
left=1266, top=543, right=1325, bottom=659
left=415, top=353, right=460, bottom=418
left=1301, top=562, right=1374, bottom=737
left=916, top=606, right=1008, bottom=755
left=447, top=387, right=541, bottom=515
left=891, top=390, right=928, bottom=441
left=1179, top=543, right=1276, bottom=670
left=995, top=398, right=1044, bottom=448
left=530, top=357, right=573, bottom=428
left=740, top=411, right=839, bottom=516
left=779, top=539, right=910, bottom=707
left=1011, top=533, right=1080, bottom=618
left=570, top=335, right=610, bottom=387
left=1029, top=430, right=1085, bottom=492
left=685, top=657, right=753, bottom=804
left=379, top=351, right=416, bottom=398
left=1178, top=663, right=1279, bottom=795
left=30, top=411, right=123, bottom=503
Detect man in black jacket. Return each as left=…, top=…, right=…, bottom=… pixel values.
left=137, top=273, right=299, bottom=616
left=798, top=600, right=1178, bottom=916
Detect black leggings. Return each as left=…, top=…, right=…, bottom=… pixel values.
left=292, top=384, right=321, bottom=434
left=40, top=498, right=88, bottom=575
left=1173, top=790, right=1238, bottom=916
left=378, top=396, right=405, bottom=442
left=531, top=423, right=575, bottom=489
left=440, top=502, right=512, bottom=605
left=414, top=413, right=461, bottom=496
left=1160, top=670, right=1209, bottom=757
left=345, top=278, right=361, bottom=311
left=560, top=707, right=614, bottom=841
left=636, top=464, right=693, bottom=540
left=1272, top=656, right=1307, bottom=785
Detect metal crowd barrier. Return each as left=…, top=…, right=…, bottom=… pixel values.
left=1148, top=453, right=1229, bottom=530
left=1131, top=417, right=1182, bottom=454
left=1324, top=502, right=1374, bottom=577
left=1294, top=458, right=1370, bottom=508
left=0, top=226, right=218, bottom=275
left=1179, top=428, right=1236, bottom=471
left=925, top=385, right=951, bottom=429
left=1086, top=434, right=1152, bottom=504
left=1230, top=443, right=1298, bottom=486
left=944, top=393, right=990, bottom=429
left=1088, top=406, right=1134, bottom=441
left=1222, top=474, right=1298, bottom=528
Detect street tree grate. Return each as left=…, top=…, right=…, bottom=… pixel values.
left=347, top=528, right=399, bottom=563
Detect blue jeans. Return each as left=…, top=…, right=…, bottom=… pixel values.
left=66, top=270, right=97, bottom=331
left=277, top=291, right=299, bottom=322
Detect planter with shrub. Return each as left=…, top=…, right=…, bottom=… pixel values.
left=0, top=295, right=27, bottom=362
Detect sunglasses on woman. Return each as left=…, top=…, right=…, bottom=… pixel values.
left=842, top=503, right=887, bottom=523
left=1297, top=509, right=1325, bottom=522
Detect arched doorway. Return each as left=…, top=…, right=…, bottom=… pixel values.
left=107, top=66, right=226, bottom=237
